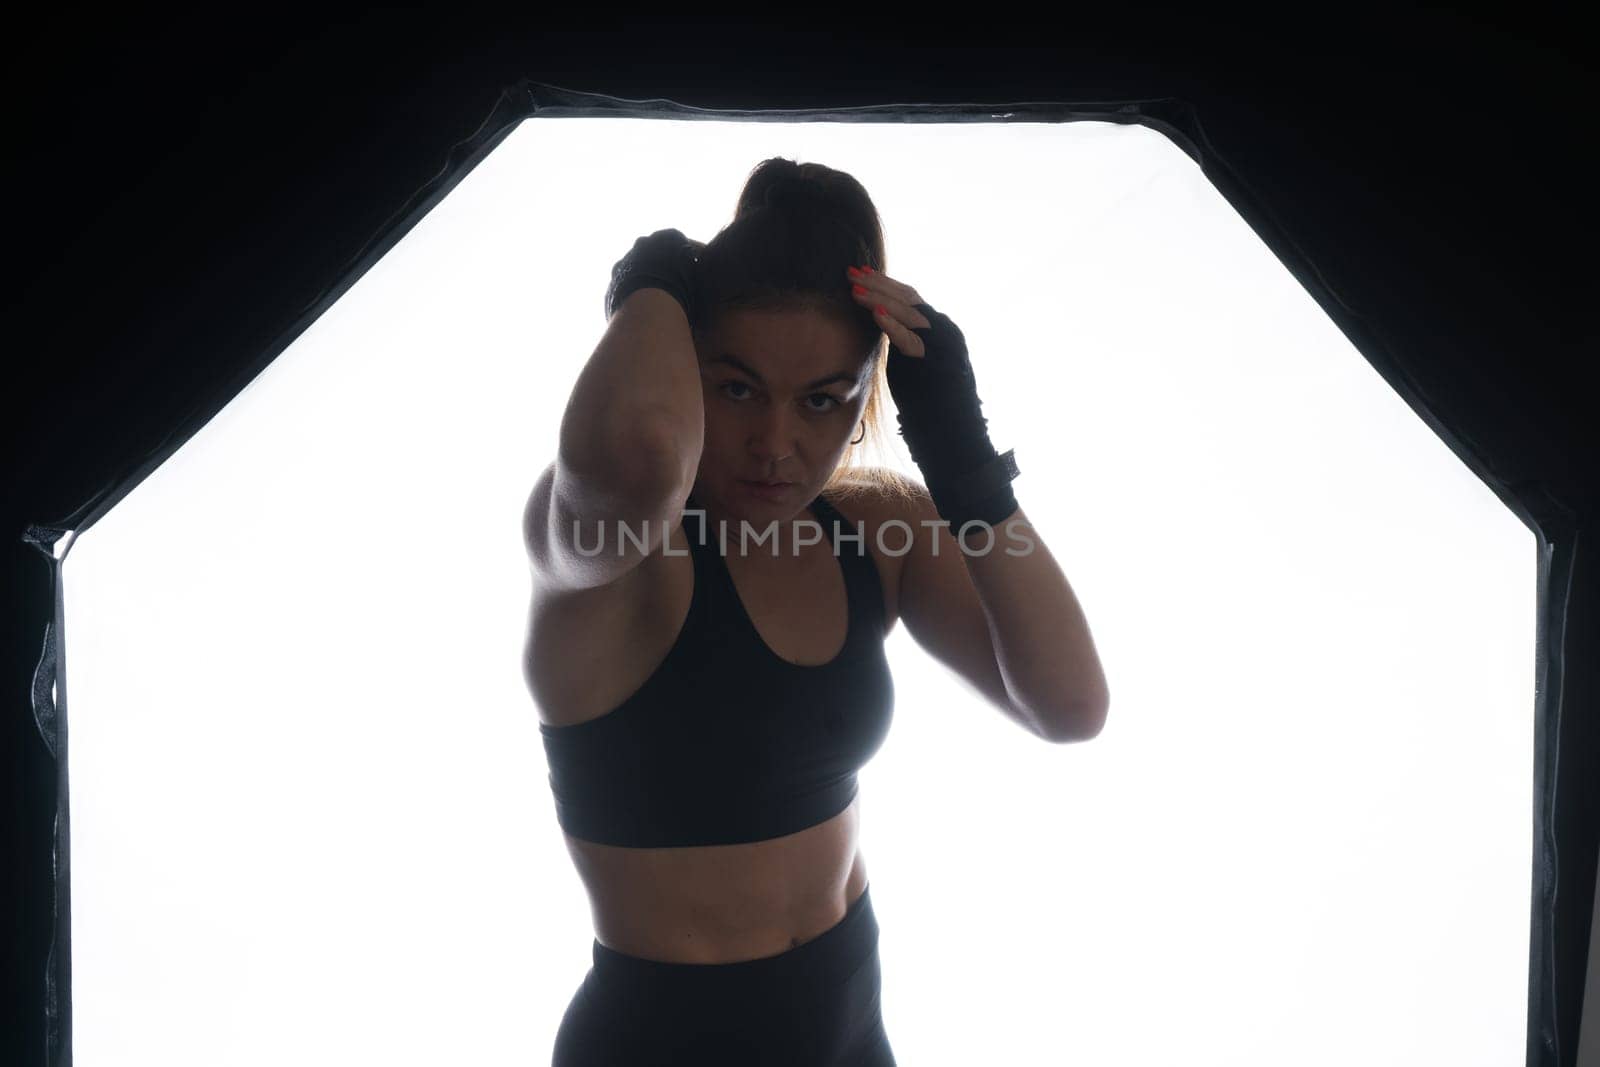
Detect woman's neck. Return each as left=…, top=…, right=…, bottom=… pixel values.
left=688, top=490, right=821, bottom=561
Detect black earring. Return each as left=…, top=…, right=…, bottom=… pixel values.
left=851, top=422, right=866, bottom=445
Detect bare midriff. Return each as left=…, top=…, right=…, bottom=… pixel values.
left=532, top=484, right=900, bottom=966
left=560, top=796, right=868, bottom=964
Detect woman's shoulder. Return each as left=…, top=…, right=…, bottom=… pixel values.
left=824, top=465, right=930, bottom=524
left=820, top=467, right=929, bottom=635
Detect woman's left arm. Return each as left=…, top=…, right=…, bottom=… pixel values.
left=895, top=486, right=1111, bottom=743
left=963, top=506, right=1110, bottom=740
left=849, top=263, right=1109, bottom=742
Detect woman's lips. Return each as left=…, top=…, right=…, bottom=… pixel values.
left=738, top=479, right=794, bottom=500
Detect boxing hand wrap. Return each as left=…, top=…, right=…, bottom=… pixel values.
left=885, top=302, right=1021, bottom=539
left=604, top=228, right=706, bottom=323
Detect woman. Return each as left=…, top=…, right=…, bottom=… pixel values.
left=524, top=157, right=1110, bottom=1065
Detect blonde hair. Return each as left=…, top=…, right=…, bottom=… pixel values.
left=822, top=344, right=921, bottom=508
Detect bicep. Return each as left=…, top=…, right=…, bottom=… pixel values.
left=895, top=486, right=1017, bottom=717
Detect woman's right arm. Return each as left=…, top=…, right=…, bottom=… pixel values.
left=525, top=287, right=704, bottom=594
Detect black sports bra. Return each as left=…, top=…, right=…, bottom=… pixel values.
left=538, top=488, right=896, bottom=848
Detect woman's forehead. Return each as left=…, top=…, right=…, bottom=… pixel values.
left=705, top=309, right=866, bottom=380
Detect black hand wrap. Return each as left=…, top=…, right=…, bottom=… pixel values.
left=604, top=228, right=706, bottom=323
left=886, top=302, right=1021, bottom=540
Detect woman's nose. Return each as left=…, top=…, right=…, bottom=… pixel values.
left=748, top=407, right=797, bottom=461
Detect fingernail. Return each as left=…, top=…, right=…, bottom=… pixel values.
left=847, top=266, right=861, bottom=277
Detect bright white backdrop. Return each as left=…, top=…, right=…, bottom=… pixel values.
left=61, top=114, right=1534, bottom=1065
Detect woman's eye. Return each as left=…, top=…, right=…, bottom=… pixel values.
left=719, top=383, right=839, bottom=414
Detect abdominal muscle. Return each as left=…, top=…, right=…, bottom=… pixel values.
left=561, top=796, right=869, bottom=964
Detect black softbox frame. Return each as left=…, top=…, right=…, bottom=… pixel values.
left=7, top=19, right=1594, bottom=1067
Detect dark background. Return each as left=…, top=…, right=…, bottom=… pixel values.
left=5, top=6, right=1594, bottom=1064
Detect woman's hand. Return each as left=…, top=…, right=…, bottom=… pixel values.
left=845, top=263, right=1019, bottom=533
left=846, top=264, right=982, bottom=425
left=605, top=228, right=706, bottom=323
left=846, top=265, right=932, bottom=357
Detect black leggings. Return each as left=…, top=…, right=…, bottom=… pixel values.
left=551, top=883, right=896, bottom=1066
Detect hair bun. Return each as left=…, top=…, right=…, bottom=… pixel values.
left=763, top=178, right=831, bottom=212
